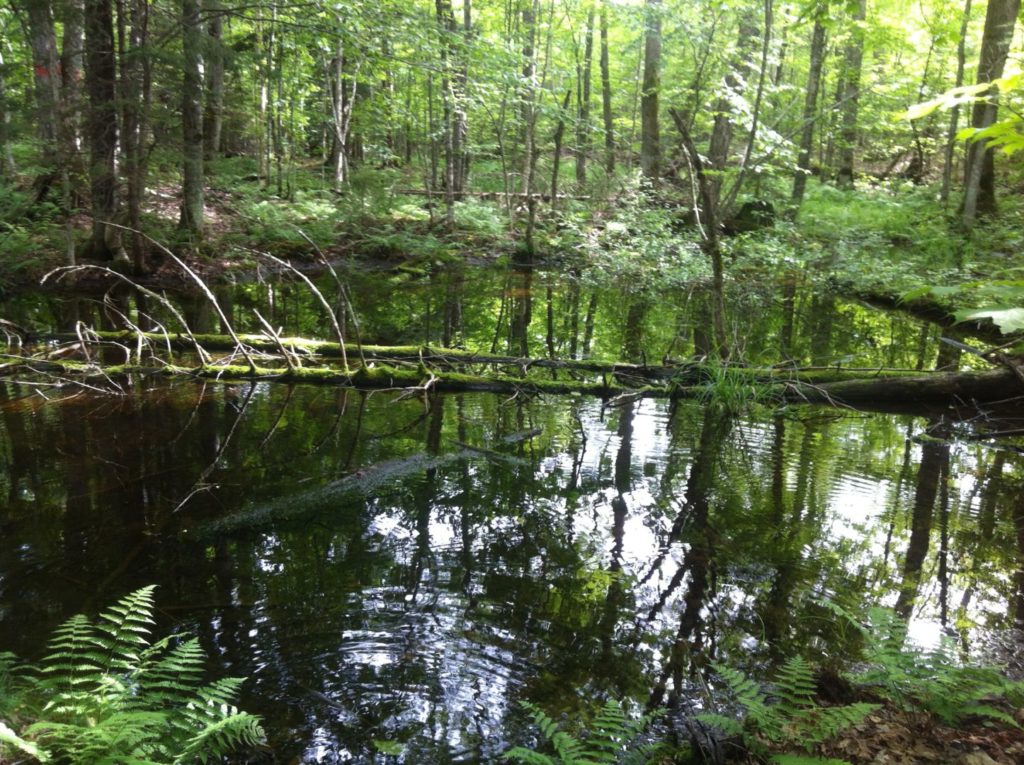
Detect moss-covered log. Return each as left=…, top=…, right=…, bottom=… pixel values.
left=783, top=367, right=1023, bottom=405
left=39, top=330, right=945, bottom=383
left=5, top=352, right=1021, bottom=410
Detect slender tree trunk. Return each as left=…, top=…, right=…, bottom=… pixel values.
left=551, top=87, right=572, bottom=201
left=0, top=48, right=14, bottom=178
left=435, top=0, right=458, bottom=225
left=639, top=0, right=661, bottom=182
left=707, top=16, right=758, bottom=214
left=575, top=7, right=594, bottom=185
left=599, top=0, right=614, bottom=173
left=791, top=5, right=826, bottom=207
left=520, top=0, right=539, bottom=255
left=836, top=0, right=866, bottom=189
left=179, top=0, right=204, bottom=239
left=84, top=0, right=119, bottom=258
left=457, top=0, right=471, bottom=191
left=671, top=109, right=728, bottom=359
left=940, top=0, right=972, bottom=205
left=60, top=0, right=85, bottom=172
left=962, top=0, right=1020, bottom=227
left=204, top=0, right=225, bottom=161
left=26, top=0, right=61, bottom=153
left=722, top=0, right=773, bottom=212
left=122, top=0, right=151, bottom=271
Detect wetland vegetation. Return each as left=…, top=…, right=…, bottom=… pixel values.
left=2, top=0, right=1024, bottom=761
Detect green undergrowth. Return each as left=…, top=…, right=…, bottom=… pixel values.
left=0, top=586, right=264, bottom=764
left=509, top=605, right=1024, bottom=765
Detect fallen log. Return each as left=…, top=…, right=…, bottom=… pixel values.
left=395, top=189, right=591, bottom=201
left=5, top=355, right=1022, bottom=413
left=783, top=367, right=1023, bottom=405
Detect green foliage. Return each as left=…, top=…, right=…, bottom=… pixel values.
left=0, top=586, right=264, bottom=764
left=691, top=364, right=779, bottom=414
left=825, top=603, right=1024, bottom=727
left=504, top=699, right=669, bottom=765
left=699, top=657, right=879, bottom=765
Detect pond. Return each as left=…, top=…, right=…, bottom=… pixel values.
left=1, top=264, right=1022, bottom=762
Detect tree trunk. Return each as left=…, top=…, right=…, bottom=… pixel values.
left=203, top=0, right=225, bottom=161
left=121, top=0, right=152, bottom=271
left=84, top=0, right=119, bottom=258
left=60, top=0, right=85, bottom=172
left=0, top=47, right=16, bottom=179
left=551, top=87, right=572, bottom=200
left=962, top=0, right=1020, bottom=227
left=836, top=0, right=866, bottom=189
left=435, top=0, right=458, bottom=225
left=639, top=0, right=661, bottom=182
left=519, top=0, right=539, bottom=255
left=179, top=0, right=204, bottom=240
left=940, top=0, right=972, bottom=205
left=707, top=16, right=758, bottom=213
left=791, top=6, right=826, bottom=207
left=599, top=0, right=614, bottom=173
left=575, top=7, right=594, bottom=185
left=671, top=108, right=728, bottom=359
left=25, top=0, right=61, bottom=152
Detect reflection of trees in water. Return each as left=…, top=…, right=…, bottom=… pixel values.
left=7, top=381, right=1024, bottom=759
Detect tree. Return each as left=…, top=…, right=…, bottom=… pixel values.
left=962, top=0, right=1020, bottom=227
left=83, top=0, right=119, bottom=259
left=836, top=0, right=866, bottom=188
left=179, top=0, right=204, bottom=240
left=639, top=0, right=661, bottom=182
left=791, top=2, right=827, bottom=207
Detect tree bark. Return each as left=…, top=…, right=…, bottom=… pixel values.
left=639, top=0, right=661, bottom=181
left=791, top=5, right=826, bottom=207
left=836, top=0, right=866, bottom=189
left=60, top=0, right=85, bottom=170
left=25, top=0, right=61, bottom=152
left=575, top=7, right=594, bottom=185
left=599, top=0, right=614, bottom=173
left=121, top=0, right=152, bottom=271
left=203, top=0, right=225, bottom=161
left=707, top=16, right=758, bottom=213
left=84, top=0, right=119, bottom=258
left=940, top=0, right=972, bottom=205
left=0, top=47, right=16, bottom=179
left=179, top=0, right=204, bottom=240
left=962, top=0, right=1020, bottom=227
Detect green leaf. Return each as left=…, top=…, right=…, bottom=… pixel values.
left=955, top=307, right=1024, bottom=334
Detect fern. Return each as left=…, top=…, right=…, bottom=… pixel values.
left=699, top=658, right=878, bottom=765
left=0, top=586, right=264, bottom=765
left=505, top=699, right=662, bottom=765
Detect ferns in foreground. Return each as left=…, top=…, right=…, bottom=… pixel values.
left=698, top=657, right=879, bottom=765
left=822, top=602, right=1024, bottom=727
left=0, top=585, right=264, bottom=764
left=504, top=699, right=671, bottom=765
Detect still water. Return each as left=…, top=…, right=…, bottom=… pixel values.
left=1, top=266, right=1022, bottom=762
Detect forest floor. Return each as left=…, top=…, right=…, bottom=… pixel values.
left=3, top=159, right=1024, bottom=340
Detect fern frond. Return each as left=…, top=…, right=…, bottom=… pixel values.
left=960, top=704, right=1021, bottom=728
left=0, top=720, right=50, bottom=762
left=503, top=747, right=559, bottom=764
left=772, top=755, right=853, bottom=765
left=39, top=614, right=104, bottom=693
left=95, top=585, right=157, bottom=673
left=694, top=712, right=744, bottom=737
left=173, top=709, right=264, bottom=764
left=773, top=657, right=817, bottom=718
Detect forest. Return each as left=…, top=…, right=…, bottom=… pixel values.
left=1, top=0, right=1024, bottom=762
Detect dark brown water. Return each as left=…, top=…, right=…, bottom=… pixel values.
left=2, top=266, right=1022, bottom=762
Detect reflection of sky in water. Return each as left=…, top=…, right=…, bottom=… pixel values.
left=2, top=381, right=1021, bottom=763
